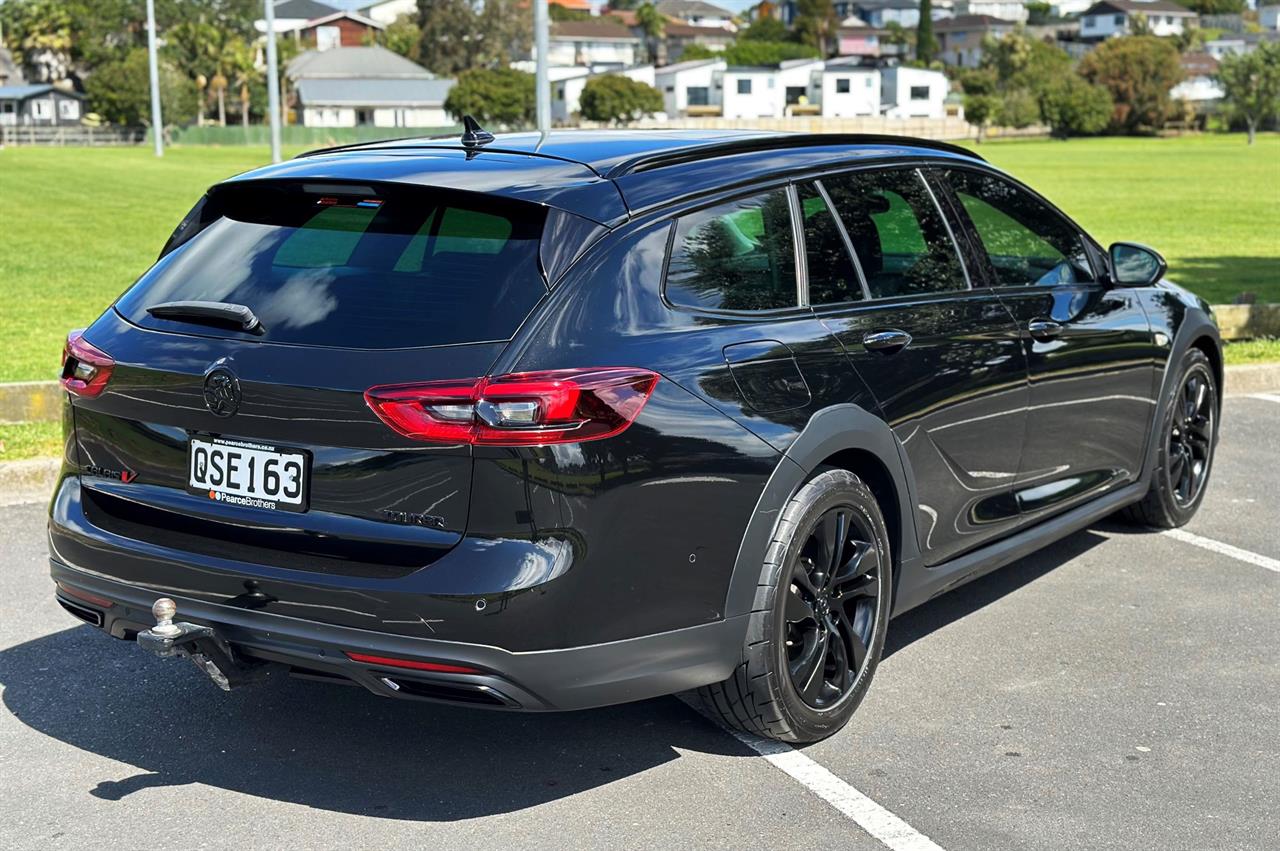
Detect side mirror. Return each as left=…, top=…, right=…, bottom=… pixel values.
left=1108, top=242, right=1167, bottom=287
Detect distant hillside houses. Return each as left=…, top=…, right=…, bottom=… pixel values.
left=1079, top=0, right=1198, bottom=40
left=287, top=46, right=454, bottom=128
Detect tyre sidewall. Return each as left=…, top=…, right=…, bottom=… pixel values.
left=1149, top=349, right=1217, bottom=525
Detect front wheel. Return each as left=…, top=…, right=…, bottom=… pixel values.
left=1123, top=347, right=1218, bottom=528
left=699, top=469, right=892, bottom=743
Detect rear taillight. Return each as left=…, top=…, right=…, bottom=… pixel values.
left=365, top=367, right=659, bottom=446
left=60, top=329, right=114, bottom=398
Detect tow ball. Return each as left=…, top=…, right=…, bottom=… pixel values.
left=136, top=598, right=275, bottom=691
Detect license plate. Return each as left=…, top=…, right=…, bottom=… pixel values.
left=188, top=436, right=309, bottom=513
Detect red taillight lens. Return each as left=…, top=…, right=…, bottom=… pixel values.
left=60, top=330, right=114, bottom=398
left=365, top=367, right=659, bottom=446
left=56, top=581, right=115, bottom=609
left=344, top=651, right=481, bottom=674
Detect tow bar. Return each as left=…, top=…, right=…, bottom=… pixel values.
left=136, top=598, right=276, bottom=690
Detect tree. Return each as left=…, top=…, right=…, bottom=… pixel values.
left=980, top=30, right=1071, bottom=94
left=418, top=0, right=530, bottom=76
left=1079, top=35, right=1183, bottom=133
left=996, top=88, right=1040, bottom=128
left=792, top=0, right=836, bottom=55
left=740, top=16, right=790, bottom=43
left=579, top=74, right=663, bottom=124
left=679, top=44, right=718, bottom=61
left=959, top=68, right=1000, bottom=142
left=1216, top=41, right=1280, bottom=144
left=723, top=40, right=819, bottom=66
left=1026, top=2, right=1052, bottom=25
left=635, top=3, right=666, bottom=65
left=1179, top=0, right=1245, bottom=12
left=1037, top=75, right=1113, bottom=138
left=444, top=67, right=535, bottom=127
left=84, top=47, right=198, bottom=127
left=916, top=0, right=937, bottom=64
left=383, top=14, right=422, bottom=61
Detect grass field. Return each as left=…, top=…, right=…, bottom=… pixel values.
left=0, top=135, right=1276, bottom=383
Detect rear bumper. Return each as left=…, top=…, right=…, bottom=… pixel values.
left=50, top=560, right=746, bottom=712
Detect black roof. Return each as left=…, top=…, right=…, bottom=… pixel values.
left=228, top=130, right=984, bottom=226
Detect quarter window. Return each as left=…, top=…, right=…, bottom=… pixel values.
left=797, top=183, right=863, bottom=305
left=666, top=189, right=797, bottom=311
left=822, top=169, right=968, bottom=298
left=943, top=170, right=1095, bottom=286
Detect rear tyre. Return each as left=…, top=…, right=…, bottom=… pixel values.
left=699, top=469, right=892, bottom=743
left=1123, top=348, right=1217, bottom=529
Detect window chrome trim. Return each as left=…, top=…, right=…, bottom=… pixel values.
left=786, top=183, right=809, bottom=308
left=813, top=179, right=873, bottom=302
left=916, top=167, right=974, bottom=292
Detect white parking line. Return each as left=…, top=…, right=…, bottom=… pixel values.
left=680, top=698, right=946, bottom=851
left=1249, top=393, right=1280, bottom=404
left=1162, top=528, right=1280, bottom=574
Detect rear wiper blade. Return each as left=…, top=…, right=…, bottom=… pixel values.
left=147, top=301, right=264, bottom=334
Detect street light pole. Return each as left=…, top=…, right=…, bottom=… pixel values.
left=534, top=0, right=549, bottom=134
left=263, top=0, right=283, bottom=163
left=144, top=0, right=163, bottom=157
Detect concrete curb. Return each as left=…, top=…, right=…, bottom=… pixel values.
left=1224, top=363, right=1280, bottom=396
left=0, top=381, right=61, bottom=424
left=0, top=458, right=58, bottom=507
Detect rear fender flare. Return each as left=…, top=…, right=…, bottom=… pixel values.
left=1139, top=307, right=1221, bottom=484
left=723, top=404, right=921, bottom=621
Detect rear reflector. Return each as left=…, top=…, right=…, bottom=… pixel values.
left=365, top=367, right=659, bottom=446
left=56, top=581, right=115, bottom=609
left=60, top=330, right=114, bottom=398
left=344, top=651, right=482, bottom=675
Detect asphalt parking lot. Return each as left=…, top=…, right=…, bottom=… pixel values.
left=1, top=395, right=1276, bottom=851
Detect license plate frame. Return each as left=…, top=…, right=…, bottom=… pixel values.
left=187, top=435, right=311, bottom=513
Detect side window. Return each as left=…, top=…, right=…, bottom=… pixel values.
left=666, top=189, right=797, bottom=312
left=944, top=170, right=1095, bottom=287
left=796, top=182, right=863, bottom=305
left=822, top=169, right=968, bottom=299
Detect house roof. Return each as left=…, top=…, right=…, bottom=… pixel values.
left=933, top=14, right=1019, bottom=31
left=295, top=77, right=454, bottom=107
left=655, top=0, right=736, bottom=18
left=270, top=0, right=343, bottom=19
left=0, top=83, right=84, bottom=100
left=287, top=46, right=435, bottom=80
left=1180, top=52, right=1218, bottom=75
left=551, top=20, right=642, bottom=41
left=655, top=57, right=727, bottom=75
left=291, top=10, right=384, bottom=30
left=664, top=22, right=736, bottom=38
left=851, top=0, right=921, bottom=10
left=1081, top=0, right=1197, bottom=16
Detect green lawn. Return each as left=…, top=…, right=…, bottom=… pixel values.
left=0, top=135, right=1277, bottom=383
left=0, top=420, right=61, bottom=462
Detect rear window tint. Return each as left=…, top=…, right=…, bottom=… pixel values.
left=118, top=183, right=548, bottom=349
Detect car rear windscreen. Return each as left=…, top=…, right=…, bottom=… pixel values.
left=117, top=181, right=548, bottom=349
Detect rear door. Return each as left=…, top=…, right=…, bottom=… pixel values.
left=932, top=167, right=1158, bottom=519
left=805, top=167, right=1029, bottom=566
left=70, top=180, right=550, bottom=578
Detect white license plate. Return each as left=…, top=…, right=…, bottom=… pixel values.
left=188, top=436, right=309, bottom=513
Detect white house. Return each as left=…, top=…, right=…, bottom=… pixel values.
left=553, top=65, right=657, bottom=123
left=820, top=62, right=881, bottom=117
left=721, top=58, right=825, bottom=119
left=1205, top=31, right=1280, bottom=58
left=880, top=66, right=949, bottom=118
left=1170, top=52, right=1224, bottom=104
left=542, top=19, right=644, bottom=69
left=1262, top=4, right=1280, bottom=28
left=287, top=46, right=454, bottom=128
left=655, top=58, right=727, bottom=117
left=955, top=0, right=1029, bottom=23
left=1079, top=0, right=1197, bottom=39
left=656, top=0, right=738, bottom=30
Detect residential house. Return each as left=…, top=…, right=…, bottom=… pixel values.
left=0, top=83, right=85, bottom=127
left=663, top=22, right=737, bottom=63
left=848, top=0, right=923, bottom=28
left=280, top=10, right=385, bottom=50
left=655, top=57, right=727, bottom=116
left=721, top=58, right=824, bottom=118
left=1170, top=52, right=1223, bottom=105
left=1050, top=0, right=1094, bottom=14
left=656, top=0, right=739, bottom=30
left=1079, top=0, right=1197, bottom=39
left=287, top=46, right=454, bottom=128
left=880, top=65, right=949, bottom=118
left=1262, top=4, right=1280, bottom=28
left=934, top=14, right=1018, bottom=67
left=836, top=21, right=882, bottom=57
left=358, top=0, right=417, bottom=25
left=255, top=0, right=344, bottom=34
left=545, top=19, right=644, bottom=69
left=821, top=60, right=881, bottom=116
left=1205, top=30, right=1280, bottom=58
left=553, top=65, right=657, bottom=123
left=955, top=0, right=1027, bottom=22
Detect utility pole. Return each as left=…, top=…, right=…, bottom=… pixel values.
left=264, top=0, right=283, bottom=163
left=145, top=0, right=163, bottom=157
left=534, top=0, right=549, bottom=134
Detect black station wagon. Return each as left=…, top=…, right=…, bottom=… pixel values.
left=50, top=129, right=1221, bottom=741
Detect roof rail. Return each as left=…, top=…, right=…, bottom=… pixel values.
left=603, top=134, right=983, bottom=179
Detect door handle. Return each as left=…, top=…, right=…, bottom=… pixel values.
left=862, top=329, right=912, bottom=353
left=1027, top=319, right=1063, bottom=342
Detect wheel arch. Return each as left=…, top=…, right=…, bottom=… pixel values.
left=723, top=404, right=922, bottom=622
left=1140, top=307, right=1222, bottom=483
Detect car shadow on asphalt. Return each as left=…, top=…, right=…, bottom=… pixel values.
left=0, top=528, right=1109, bottom=819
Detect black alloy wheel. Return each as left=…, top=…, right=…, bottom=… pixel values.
left=785, top=507, right=882, bottom=709
left=1167, top=369, right=1214, bottom=508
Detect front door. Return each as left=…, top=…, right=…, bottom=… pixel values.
left=932, top=167, right=1158, bottom=520
left=803, top=169, right=1029, bottom=566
